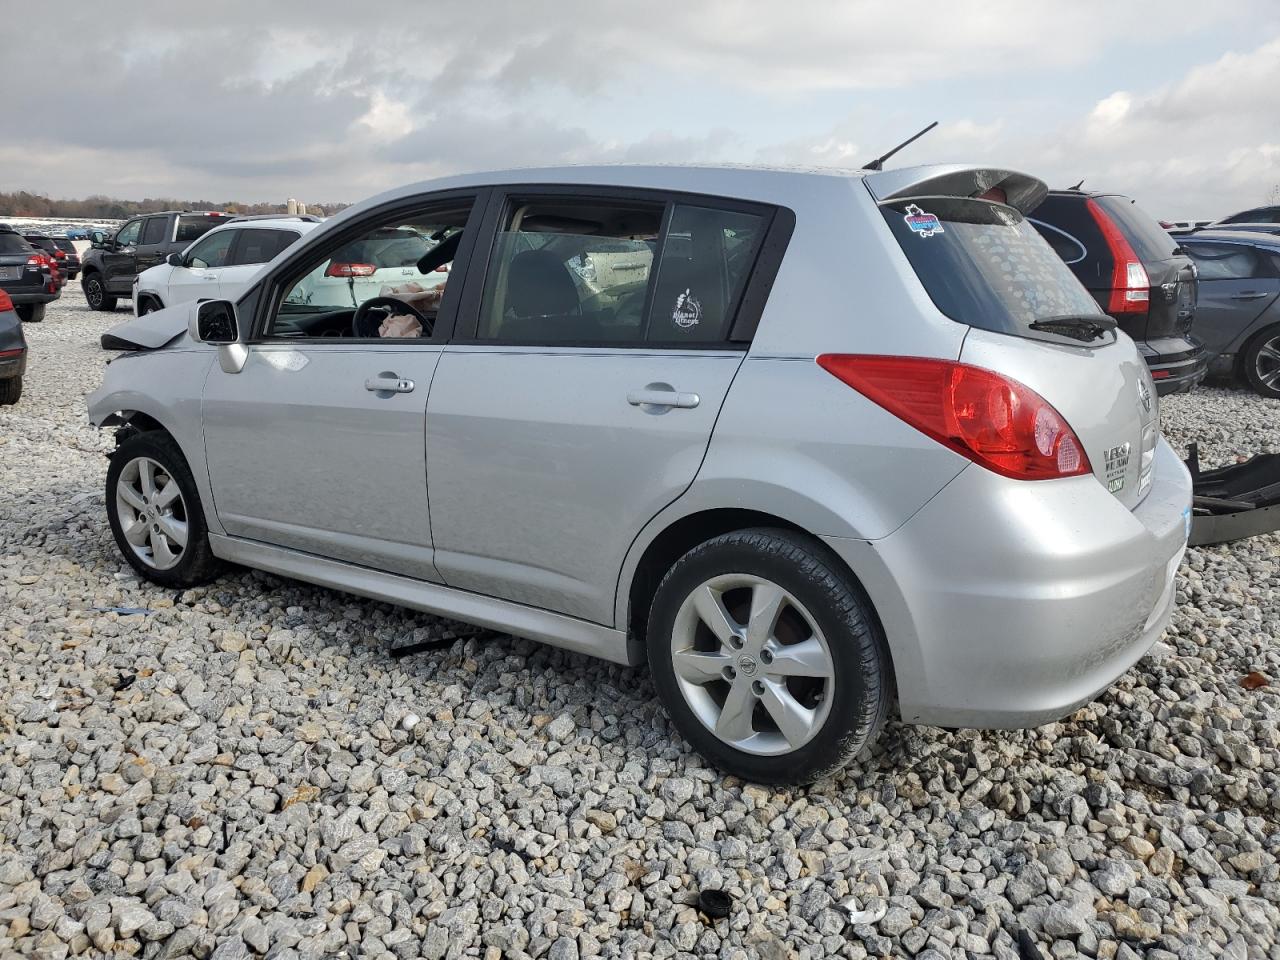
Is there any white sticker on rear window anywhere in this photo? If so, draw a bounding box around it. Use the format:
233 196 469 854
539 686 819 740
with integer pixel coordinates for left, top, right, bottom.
904 204 944 238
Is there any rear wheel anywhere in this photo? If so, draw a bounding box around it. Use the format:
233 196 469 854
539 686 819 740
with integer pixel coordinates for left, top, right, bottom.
105 431 223 587
0 377 21 405
1242 326 1280 399
15 303 44 323
83 274 117 312
647 528 890 784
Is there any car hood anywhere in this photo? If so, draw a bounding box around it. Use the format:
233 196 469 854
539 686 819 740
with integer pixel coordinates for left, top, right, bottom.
101 301 196 351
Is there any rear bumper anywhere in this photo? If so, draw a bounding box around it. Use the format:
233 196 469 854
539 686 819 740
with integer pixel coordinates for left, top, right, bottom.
824 438 1191 729
1138 336 1207 395
4 289 59 305
0 350 27 379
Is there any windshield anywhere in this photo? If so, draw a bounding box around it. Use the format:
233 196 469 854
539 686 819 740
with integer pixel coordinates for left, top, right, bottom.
880 197 1104 338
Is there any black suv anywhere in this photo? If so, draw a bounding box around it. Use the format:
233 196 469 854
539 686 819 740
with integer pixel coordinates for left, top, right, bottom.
25 235 81 281
80 210 232 310
1029 189 1205 394
0 228 59 323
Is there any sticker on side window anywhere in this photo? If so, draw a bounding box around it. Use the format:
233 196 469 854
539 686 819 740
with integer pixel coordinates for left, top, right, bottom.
672 288 702 329
903 204 944 238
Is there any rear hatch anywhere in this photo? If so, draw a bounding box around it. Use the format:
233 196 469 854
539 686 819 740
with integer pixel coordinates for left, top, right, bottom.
0 233 46 293
873 189 1159 510
1090 195 1197 342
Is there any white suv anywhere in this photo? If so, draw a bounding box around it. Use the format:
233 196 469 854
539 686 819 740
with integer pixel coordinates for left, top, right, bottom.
132 216 321 315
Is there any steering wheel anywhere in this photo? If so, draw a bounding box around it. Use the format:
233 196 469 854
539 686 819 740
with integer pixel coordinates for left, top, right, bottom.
351 296 432 338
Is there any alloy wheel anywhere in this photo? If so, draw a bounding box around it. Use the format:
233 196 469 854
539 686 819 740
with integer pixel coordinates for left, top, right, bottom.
669 574 835 756
1254 335 1280 390
115 456 188 570
86 278 103 309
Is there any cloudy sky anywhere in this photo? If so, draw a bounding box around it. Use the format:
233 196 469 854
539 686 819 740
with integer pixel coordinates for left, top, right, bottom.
3 1 1279 218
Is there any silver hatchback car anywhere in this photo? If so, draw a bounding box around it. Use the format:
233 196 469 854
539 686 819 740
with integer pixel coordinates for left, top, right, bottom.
89 164 1192 783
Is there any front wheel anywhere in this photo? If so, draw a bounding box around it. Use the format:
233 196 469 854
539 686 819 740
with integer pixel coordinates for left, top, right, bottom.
83 274 117 312
647 528 890 784
1241 326 1280 399
105 431 224 587
0 377 21 405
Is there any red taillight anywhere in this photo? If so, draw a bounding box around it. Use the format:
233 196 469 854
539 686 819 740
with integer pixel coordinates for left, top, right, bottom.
325 262 376 278
1150 369 1170 380
0 289 12 312
816 355 1091 481
53 249 66 259
977 187 1008 204
1086 198 1149 314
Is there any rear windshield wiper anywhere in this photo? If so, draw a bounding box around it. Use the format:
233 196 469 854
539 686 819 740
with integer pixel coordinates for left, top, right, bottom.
1027 314 1117 342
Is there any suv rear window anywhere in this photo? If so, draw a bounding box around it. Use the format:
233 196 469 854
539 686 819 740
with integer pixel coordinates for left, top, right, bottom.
52 239 76 253
1090 196 1178 261
880 197 1103 337
0 233 31 255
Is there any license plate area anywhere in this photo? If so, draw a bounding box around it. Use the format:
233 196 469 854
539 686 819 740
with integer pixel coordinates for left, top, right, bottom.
0 267 17 281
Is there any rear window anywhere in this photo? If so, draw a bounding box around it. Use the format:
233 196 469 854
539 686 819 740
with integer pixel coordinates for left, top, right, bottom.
176 215 225 243
52 238 76 253
1091 196 1178 261
0 233 31 254
880 197 1103 336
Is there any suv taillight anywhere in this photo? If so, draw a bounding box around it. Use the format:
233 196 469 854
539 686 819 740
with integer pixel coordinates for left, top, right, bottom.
0 289 13 312
325 262 376 278
1087 198 1149 314
816 355 1091 481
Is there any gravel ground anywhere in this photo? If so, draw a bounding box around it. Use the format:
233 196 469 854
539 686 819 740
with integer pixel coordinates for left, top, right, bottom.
2 289 1278 960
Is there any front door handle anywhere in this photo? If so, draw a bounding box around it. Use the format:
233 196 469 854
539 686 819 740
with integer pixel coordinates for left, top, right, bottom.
627 387 700 409
1231 291 1269 301
365 375 415 394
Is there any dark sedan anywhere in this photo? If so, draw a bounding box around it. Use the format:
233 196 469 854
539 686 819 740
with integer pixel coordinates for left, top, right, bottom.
1180 230 1280 397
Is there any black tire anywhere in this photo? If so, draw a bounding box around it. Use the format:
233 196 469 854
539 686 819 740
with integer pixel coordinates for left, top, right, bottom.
0 377 21 405
15 303 44 323
1241 325 1280 399
137 296 162 316
105 431 224 587
647 527 890 784
83 273 117 312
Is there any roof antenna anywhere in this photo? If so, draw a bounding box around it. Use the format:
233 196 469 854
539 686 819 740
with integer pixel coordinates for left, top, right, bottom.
862 121 939 171
1070 178 1085 190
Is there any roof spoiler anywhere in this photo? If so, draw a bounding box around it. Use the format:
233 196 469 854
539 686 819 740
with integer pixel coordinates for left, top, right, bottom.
863 164 1048 214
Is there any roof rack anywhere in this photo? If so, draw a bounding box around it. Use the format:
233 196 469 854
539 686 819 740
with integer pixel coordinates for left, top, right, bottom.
222 214 323 225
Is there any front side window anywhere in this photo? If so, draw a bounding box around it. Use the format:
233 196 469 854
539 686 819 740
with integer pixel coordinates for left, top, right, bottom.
141 217 168 246
267 202 472 340
187 229 236 269
114 220 142 247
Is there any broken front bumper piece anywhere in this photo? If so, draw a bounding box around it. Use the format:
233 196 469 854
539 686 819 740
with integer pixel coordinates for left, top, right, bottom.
1186 442 1280 546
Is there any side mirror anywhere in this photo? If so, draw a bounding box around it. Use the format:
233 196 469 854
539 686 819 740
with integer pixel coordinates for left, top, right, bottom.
167 253 184 267
191 300 238 344
89 230 106 247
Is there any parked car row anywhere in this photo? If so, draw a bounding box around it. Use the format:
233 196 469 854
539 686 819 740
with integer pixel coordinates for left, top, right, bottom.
89 162 1193 782
0 226 61 324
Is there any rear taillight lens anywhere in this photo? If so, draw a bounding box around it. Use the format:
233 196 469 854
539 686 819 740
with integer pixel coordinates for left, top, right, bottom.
53 249 66 259
1087 198 1149 314
0 289 13 312
816 354 1091 481
325 262 376 278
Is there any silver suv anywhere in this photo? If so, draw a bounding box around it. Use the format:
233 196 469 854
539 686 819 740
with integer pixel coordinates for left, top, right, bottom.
89 164 1192 783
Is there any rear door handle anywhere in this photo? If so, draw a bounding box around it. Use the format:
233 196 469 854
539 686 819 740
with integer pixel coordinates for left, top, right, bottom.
627 388 700 409
365 375 415 394
1231 292 1269 300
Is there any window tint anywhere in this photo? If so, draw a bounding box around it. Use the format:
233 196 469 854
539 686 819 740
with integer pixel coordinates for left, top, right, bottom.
646 204 765 343
0 233 30 254
187 229 236 269
230 228 299 266
176 215 224 243
881 198 1103 338
114 220 142 247
270 203 472 340
1091 196 1178 261
479 200 662 343
1183 243 1263 281
141 217 169 245
52 238 76 253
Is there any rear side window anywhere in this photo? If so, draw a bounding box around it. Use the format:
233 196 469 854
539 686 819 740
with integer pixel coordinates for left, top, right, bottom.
1091 196 1177 261
881 197 1102 336
231 229 299 266
141 217 169 245
176 215 223 243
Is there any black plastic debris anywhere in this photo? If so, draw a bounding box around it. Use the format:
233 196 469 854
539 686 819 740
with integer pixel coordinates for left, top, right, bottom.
697 889 731 919
1017 929 1046 960
113 673 136 691
1185 442 1280 546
